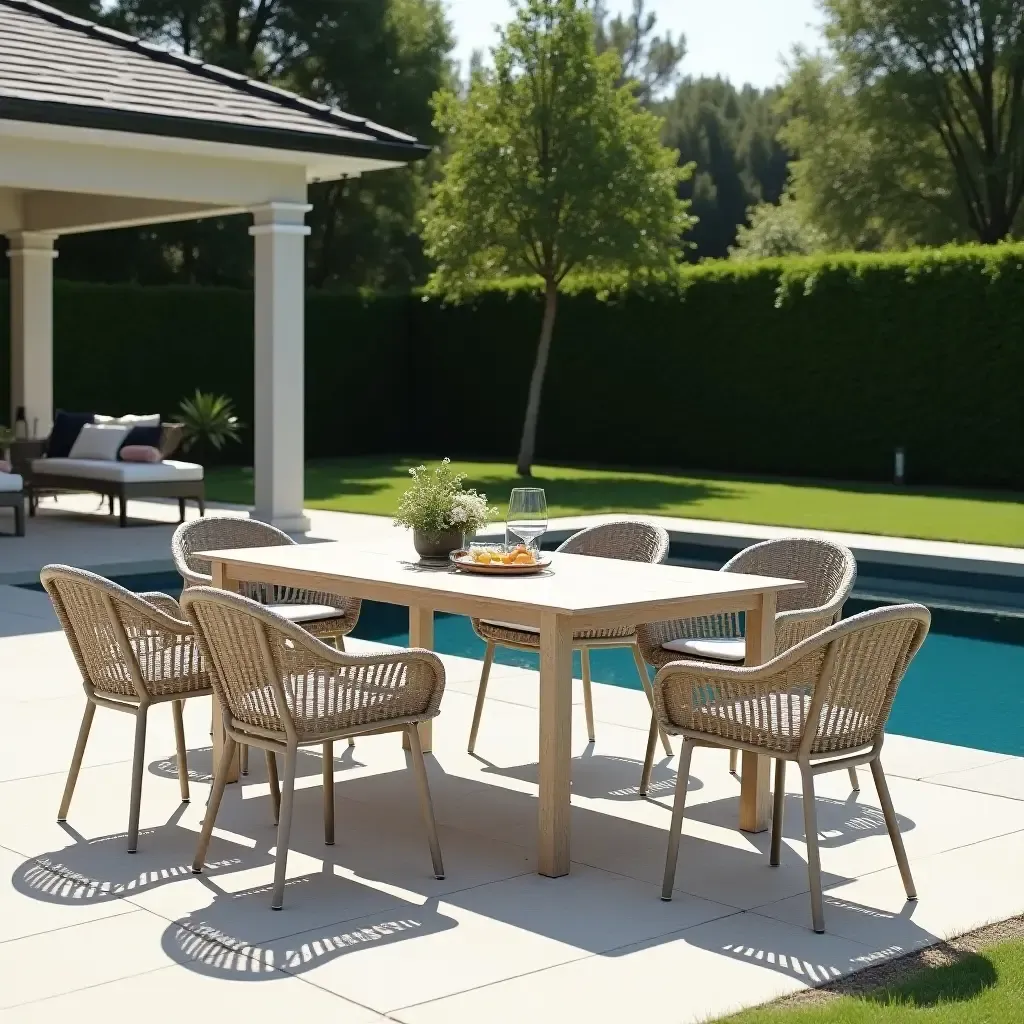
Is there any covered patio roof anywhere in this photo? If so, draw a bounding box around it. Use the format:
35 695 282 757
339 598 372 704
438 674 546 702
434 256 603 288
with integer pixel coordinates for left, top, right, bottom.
0 0 429 530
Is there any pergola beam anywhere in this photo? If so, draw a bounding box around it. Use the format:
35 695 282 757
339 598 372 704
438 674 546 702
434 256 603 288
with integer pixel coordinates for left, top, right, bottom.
20 193 242 236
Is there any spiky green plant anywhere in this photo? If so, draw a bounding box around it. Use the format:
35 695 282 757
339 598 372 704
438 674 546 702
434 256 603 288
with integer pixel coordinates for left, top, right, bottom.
177 391 242 464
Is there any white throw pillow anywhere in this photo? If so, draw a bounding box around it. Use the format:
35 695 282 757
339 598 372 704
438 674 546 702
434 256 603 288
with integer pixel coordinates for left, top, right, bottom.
68 422 131 461
94 413 161 427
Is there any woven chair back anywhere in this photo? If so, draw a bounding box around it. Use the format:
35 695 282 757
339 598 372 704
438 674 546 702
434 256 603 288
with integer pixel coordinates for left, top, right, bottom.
181 587 442 741
725 538 856 615
558 520 670 565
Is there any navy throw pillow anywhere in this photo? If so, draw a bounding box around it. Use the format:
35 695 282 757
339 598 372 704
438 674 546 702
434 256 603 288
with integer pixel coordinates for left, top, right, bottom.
46 411 95 458
119 424 163 456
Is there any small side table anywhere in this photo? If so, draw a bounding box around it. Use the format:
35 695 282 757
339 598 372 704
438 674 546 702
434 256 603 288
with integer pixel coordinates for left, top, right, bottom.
10 439 46 516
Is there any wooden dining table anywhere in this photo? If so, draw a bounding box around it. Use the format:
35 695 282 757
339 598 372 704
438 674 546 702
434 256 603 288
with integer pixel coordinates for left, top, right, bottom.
203 540 803 878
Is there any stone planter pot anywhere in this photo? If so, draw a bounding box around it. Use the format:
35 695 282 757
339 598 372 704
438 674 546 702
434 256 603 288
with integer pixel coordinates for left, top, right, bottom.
413 528 465 561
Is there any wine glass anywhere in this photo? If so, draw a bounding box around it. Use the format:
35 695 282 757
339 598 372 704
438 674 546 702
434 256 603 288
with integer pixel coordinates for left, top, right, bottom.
506 487 548 554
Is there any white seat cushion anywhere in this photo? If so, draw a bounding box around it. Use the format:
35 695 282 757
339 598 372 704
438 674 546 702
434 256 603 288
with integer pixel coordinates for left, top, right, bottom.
481 619 539 634
265 603 344 624
662 637 746 662
31 457 203 483
0 473 23 493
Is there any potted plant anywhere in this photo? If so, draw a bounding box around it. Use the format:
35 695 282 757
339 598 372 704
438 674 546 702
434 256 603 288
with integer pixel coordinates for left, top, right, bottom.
177 390 242 465
395 459 497 560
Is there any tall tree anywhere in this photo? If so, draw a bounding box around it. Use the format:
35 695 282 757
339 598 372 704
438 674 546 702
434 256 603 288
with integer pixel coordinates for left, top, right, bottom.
659 77 791 259
780 50 966 250
593 0 686 102
817 0 1024 244
423 0 692 475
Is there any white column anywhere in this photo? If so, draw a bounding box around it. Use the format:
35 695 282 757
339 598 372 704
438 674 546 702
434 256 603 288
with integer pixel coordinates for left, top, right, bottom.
249 202 312 533
7 231 57 438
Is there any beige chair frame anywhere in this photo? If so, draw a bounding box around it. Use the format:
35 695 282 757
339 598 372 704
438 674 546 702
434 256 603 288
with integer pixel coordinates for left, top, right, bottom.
41 565 212 853
650 603 930 933
181 587 446 910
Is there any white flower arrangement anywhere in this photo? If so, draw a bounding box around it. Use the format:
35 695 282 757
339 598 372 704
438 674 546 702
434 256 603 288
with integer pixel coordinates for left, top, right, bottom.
394 459 497 536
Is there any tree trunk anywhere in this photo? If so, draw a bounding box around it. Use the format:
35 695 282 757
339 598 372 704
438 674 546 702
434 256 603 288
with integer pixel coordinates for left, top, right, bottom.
516 278 558 477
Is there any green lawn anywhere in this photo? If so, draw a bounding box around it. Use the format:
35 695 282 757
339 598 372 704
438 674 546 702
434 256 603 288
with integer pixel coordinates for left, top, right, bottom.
723 935 1024 1023
204 457 1024 548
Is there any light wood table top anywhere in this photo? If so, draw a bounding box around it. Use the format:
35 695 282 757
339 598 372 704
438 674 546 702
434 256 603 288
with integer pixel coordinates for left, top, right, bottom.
205 540 803 877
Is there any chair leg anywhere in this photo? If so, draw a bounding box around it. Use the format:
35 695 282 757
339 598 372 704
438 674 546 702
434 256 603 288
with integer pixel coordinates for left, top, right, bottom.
799 762 826 933
770 758 786 866
661 739 695 900
271 746 298 910
871 758 917 900
467 640 495 754
406 724 445 879
192 735 236 873
178 497 186 522
57 701 96 821
127 707 149 853
172 699 190 803
639 715 658 797
323 741 335 846
729 749 739 774
848 766 860 792
240 743 249 775
631 644 671 756
265 750 281 825
581 647 596 744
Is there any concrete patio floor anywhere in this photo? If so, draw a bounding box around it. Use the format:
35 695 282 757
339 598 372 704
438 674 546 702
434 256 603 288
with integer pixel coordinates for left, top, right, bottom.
2 499 1024 1022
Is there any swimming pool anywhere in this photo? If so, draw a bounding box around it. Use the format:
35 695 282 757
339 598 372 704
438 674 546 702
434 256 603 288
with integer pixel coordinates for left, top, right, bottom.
27 568 1024 758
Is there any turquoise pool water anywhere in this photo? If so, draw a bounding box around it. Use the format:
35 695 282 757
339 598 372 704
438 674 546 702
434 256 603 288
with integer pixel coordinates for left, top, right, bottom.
29 572 1024 758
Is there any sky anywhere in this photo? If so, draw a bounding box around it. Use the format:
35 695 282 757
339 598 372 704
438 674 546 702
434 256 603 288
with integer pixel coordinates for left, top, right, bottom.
446 0 825 90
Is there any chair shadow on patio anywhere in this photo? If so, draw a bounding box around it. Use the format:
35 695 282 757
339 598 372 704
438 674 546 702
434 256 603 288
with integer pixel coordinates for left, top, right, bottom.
147 740 365 787
684 787 917 851
12 745 936 990
477 746 704 802
11 809 264 906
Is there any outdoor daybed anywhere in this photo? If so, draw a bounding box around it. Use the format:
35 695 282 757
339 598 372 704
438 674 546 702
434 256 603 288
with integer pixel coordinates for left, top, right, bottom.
27 413 205 527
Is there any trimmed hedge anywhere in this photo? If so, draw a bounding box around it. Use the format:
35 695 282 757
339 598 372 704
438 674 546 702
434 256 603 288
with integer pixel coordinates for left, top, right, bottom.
1 244 1022 488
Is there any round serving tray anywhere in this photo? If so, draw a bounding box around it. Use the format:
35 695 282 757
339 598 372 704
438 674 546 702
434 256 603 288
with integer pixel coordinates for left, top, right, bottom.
450 551 551 576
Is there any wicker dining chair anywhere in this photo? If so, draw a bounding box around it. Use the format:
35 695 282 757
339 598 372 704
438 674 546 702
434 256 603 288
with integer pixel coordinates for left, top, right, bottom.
637 537 857 784
651 603 930 933
40 565 213 853
181 586 446 910
172 516 361 644
173 516 363 770
468 520 674 757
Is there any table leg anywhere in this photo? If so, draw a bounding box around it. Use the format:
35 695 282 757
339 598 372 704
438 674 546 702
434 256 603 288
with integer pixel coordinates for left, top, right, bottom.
538 611 573 877
404 606 434 754
211 560 240 784
739 591 776 833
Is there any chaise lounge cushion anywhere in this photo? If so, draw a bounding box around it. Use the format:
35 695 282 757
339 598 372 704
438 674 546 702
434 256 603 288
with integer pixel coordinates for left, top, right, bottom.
0 473 23 493
31 458 203 483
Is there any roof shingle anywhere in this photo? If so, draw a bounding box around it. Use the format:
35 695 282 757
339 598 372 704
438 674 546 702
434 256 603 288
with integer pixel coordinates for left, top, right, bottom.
0 0 428 163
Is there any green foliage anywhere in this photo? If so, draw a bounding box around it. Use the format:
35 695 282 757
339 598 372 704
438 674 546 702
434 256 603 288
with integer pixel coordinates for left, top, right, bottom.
731 194 829 260
787 2 1024 247
593 0 686 102
177 390 242 458
423 0 692 292
659 76 791 260
393 458 498 534
1 244 1022 491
